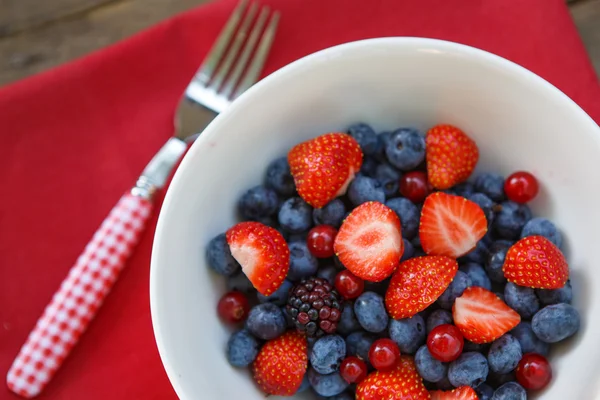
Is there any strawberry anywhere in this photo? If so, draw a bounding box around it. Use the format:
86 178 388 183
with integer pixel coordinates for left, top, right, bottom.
419 192 488 258
426 124 479 189
356 356 429 400
334 201 403 282
503 235 569 289
385 255 458 319
288 133 363 208
453 286 521 344
252 331 307 396
430 386 478 400
226 221 289 296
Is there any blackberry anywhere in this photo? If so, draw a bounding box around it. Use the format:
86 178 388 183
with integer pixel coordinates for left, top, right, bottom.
287 277 344 337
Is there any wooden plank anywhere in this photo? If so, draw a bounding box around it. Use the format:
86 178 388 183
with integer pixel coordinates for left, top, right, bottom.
570 0 600 76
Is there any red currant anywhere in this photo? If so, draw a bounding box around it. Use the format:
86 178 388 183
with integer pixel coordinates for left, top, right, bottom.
399 171 431 203
504 171 539 204
340 356 368 384
217 291 249 324
427 324 464 362
369 338 401 371
307 225 338 258
334 270 364 299
516 353 552 390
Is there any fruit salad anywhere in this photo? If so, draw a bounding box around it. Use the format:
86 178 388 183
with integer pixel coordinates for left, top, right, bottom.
206 123 580 399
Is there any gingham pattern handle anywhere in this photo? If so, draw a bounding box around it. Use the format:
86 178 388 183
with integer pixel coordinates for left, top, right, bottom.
7 193 153 398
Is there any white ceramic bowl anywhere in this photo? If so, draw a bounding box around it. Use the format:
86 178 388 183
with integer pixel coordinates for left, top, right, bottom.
150 38 600 399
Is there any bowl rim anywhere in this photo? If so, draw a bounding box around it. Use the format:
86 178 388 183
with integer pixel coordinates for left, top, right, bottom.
149 36 600 399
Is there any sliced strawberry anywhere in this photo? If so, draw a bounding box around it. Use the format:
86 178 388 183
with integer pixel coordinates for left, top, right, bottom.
226 221 289 296
503 235 569 289
252 331 307 396
334 201 403 282
288 132 363 208
420 192 488 258
426 124 479 189
357 356 429 400
453 286 521 344
385 255 458 319
430 386 479 400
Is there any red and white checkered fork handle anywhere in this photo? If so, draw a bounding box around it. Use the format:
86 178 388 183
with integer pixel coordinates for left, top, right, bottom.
7 193 153 398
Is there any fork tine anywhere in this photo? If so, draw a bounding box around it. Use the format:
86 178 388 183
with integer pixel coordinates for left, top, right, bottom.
210 2 259 91
194 0 248 86
221 6 270 98
233 11 280 99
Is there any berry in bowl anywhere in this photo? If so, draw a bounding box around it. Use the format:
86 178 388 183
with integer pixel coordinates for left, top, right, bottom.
150 38 600 399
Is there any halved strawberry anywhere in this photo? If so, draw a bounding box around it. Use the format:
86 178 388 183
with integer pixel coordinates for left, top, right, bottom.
357 356 429 400
420 192 488 258
503 235 569 289
426 124 479 189
334 201 403 282
453 286 521 344
385 255 458 319
288 132 363 208
226 221 289 296
430 386 478 400
252 331 307 396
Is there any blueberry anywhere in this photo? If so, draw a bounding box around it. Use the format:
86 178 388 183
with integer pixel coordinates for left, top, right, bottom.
287 241 319 281
278 197 313 233
460 237 490 266
469 193 495 226
374 163 401 197
476 383 494 400
265 157 295 197
317 265 339 285
386 197 419 240
536 280 573 305
491 382 526 400
389 314 426 354
354 292 389 333
337 303 361 336
415 345 448 382
474 173 505 202
437 271 472 310
348 123 379 156
226 271 254 293
448 352 489 388
313 199 346 228
487 334 522 374
401 238 415 262
435 376 455 390
206 233 240 276
307 368 349 397
297 376 310 393
510 322 549 356
348 176 386 206
245 303 286 340
504 282 540 318
454 182 476 198
521 217 563 248
486 241 511 284
238 185 279 220
226 329 259 367
346 331 376 363
493 201 532 240
384 128 426 170
532 303 580 343
311 335 346 374
360 156 378 177
460 263 492 290
257 280 293 306
281 306 295 328
427 309 454 333
488 370 516 388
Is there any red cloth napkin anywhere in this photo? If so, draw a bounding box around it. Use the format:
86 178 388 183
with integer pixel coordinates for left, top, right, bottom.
1 0 599 398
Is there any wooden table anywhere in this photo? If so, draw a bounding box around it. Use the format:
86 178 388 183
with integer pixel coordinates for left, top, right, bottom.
0 0 599 87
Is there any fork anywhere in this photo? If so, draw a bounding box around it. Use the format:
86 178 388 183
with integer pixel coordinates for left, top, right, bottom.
6 1 279 397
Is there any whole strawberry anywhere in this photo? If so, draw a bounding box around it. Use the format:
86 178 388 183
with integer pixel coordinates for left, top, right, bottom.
356 356 429 400
252 331 308 396
288 133 363 208
503 235 569 289
385 255 458 319
226 221 289 296
426 124 479 189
